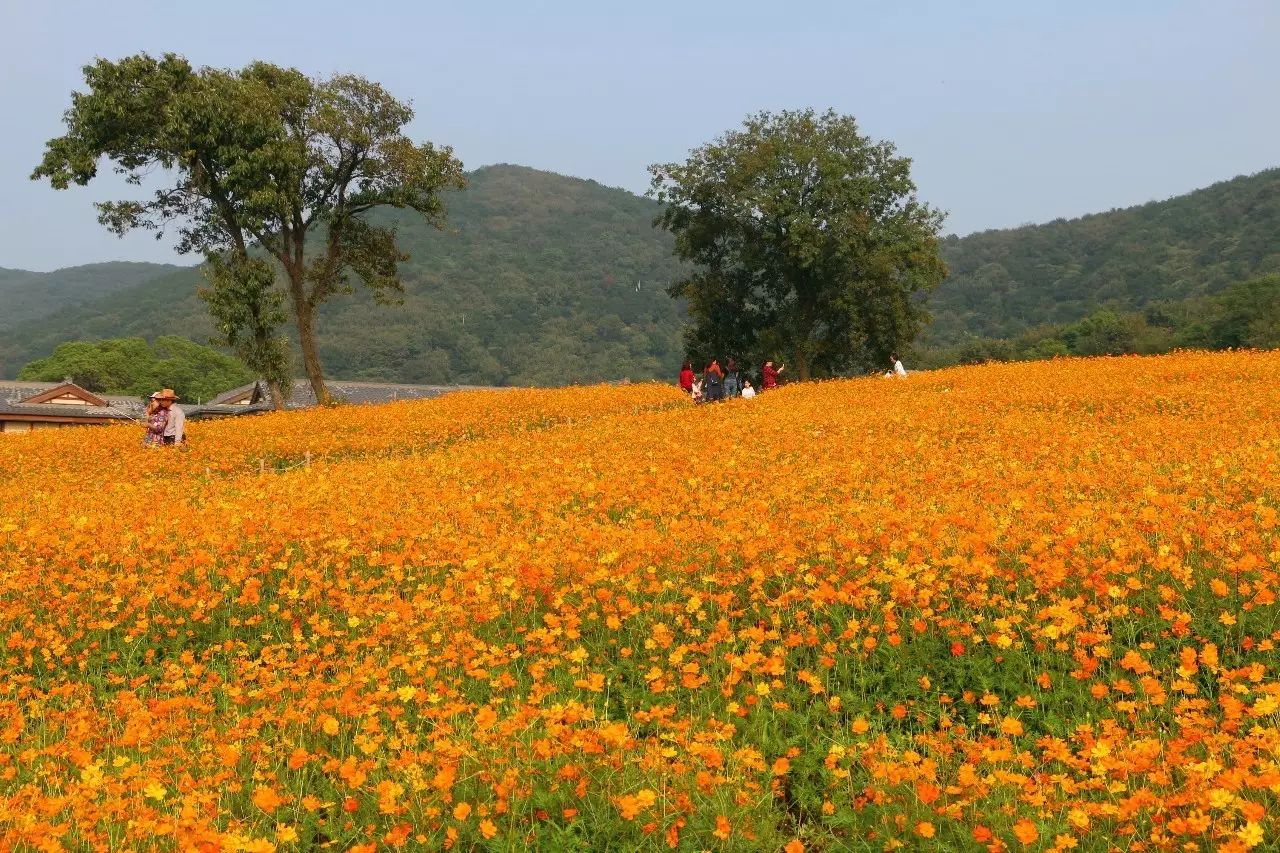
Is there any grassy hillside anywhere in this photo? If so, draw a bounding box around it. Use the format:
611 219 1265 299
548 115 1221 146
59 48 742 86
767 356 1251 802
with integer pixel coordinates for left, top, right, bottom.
930 167 1280 343
3 165 1277 380
0 166 689 384
2 353 1278 849
0 261 184 331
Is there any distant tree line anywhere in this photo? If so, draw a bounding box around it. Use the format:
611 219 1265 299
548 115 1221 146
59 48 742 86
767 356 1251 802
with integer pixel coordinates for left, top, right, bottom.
917 274 1280 368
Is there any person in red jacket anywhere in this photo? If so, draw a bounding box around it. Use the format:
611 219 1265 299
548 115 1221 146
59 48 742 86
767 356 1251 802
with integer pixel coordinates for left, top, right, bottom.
704 359 725 402
761 360 784 390
679 361 695 395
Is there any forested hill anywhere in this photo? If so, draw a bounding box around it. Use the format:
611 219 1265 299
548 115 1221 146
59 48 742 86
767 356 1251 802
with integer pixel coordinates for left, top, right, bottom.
929 168 1280 343
0 166 690 384
0 262 185 330
2 165 1277 381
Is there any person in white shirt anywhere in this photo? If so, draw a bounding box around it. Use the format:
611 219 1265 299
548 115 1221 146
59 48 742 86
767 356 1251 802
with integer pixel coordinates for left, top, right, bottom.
740 380 756 399
890 353 907 377
153 389 186 445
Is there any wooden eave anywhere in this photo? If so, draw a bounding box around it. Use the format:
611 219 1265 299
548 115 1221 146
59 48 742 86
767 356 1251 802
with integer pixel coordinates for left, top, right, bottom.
19 383 110 407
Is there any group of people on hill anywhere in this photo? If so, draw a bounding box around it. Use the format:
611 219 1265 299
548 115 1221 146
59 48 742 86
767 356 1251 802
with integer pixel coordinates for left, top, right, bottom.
133 352 907 447
679 352 908 401
678 358 785 403
142 389 186 447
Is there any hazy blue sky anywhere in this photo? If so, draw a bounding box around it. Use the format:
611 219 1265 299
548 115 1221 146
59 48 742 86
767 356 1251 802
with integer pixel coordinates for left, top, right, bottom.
2 0 1277 271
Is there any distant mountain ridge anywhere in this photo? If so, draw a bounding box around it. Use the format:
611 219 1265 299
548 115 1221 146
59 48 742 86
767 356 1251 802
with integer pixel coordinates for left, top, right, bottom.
2 164 1277 380
0 261 185 331
930 167 1280 343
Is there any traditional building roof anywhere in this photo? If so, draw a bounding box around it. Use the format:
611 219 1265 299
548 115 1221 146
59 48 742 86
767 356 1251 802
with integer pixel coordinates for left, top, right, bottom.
1 378 496 427
0 380 145 424
18 382 110 406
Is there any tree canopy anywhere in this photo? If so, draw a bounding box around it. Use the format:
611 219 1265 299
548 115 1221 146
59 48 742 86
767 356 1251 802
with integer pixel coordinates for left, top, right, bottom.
199 255 293 407
31 53 465 402
18 336 252 401
650 109 947 379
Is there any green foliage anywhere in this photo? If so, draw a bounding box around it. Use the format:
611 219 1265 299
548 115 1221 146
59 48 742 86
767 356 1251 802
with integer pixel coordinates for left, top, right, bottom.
1060 309 1135 356
199 254 292 402
1202 273 1280 350
17 336 252 401
930 168 1280 343
918 274 1280 368
650 109 947 379
31 52 466 400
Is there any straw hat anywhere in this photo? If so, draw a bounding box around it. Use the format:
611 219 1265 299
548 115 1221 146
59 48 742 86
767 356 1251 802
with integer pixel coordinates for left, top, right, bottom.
151 388 180 401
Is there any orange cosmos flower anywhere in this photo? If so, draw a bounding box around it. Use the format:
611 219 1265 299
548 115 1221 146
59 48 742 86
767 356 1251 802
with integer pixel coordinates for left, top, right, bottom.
251 786 284 813
1013 819 1039 845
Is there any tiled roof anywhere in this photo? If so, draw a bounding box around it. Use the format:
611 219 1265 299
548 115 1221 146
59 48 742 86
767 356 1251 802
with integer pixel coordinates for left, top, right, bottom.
0 381 60 396
0 400 143 420
0 380 143 420
0 380 138 404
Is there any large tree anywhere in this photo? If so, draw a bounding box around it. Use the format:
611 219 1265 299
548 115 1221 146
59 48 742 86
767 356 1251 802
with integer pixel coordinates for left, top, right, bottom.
649 109 947 379
32 53 465 403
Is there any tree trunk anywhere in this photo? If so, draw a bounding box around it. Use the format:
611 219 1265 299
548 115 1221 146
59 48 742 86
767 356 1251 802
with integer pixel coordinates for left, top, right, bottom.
793 295 815 382
793 349 811 382
267 379 286 412
275 227 331 407
281 256 330 406
295 302 330 405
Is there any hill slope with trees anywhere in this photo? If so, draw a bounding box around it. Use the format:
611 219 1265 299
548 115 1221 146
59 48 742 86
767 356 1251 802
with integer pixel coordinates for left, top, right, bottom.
1 165 1277 381
929 167 1280 343
1 165 690 384
0 262 184 331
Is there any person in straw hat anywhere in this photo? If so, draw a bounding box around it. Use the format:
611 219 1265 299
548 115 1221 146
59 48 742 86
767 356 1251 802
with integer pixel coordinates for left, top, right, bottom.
142 394 168 447
152 389 185 446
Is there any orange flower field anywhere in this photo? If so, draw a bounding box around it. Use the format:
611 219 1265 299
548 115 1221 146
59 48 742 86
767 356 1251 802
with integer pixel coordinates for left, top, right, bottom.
1 351 1278 851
